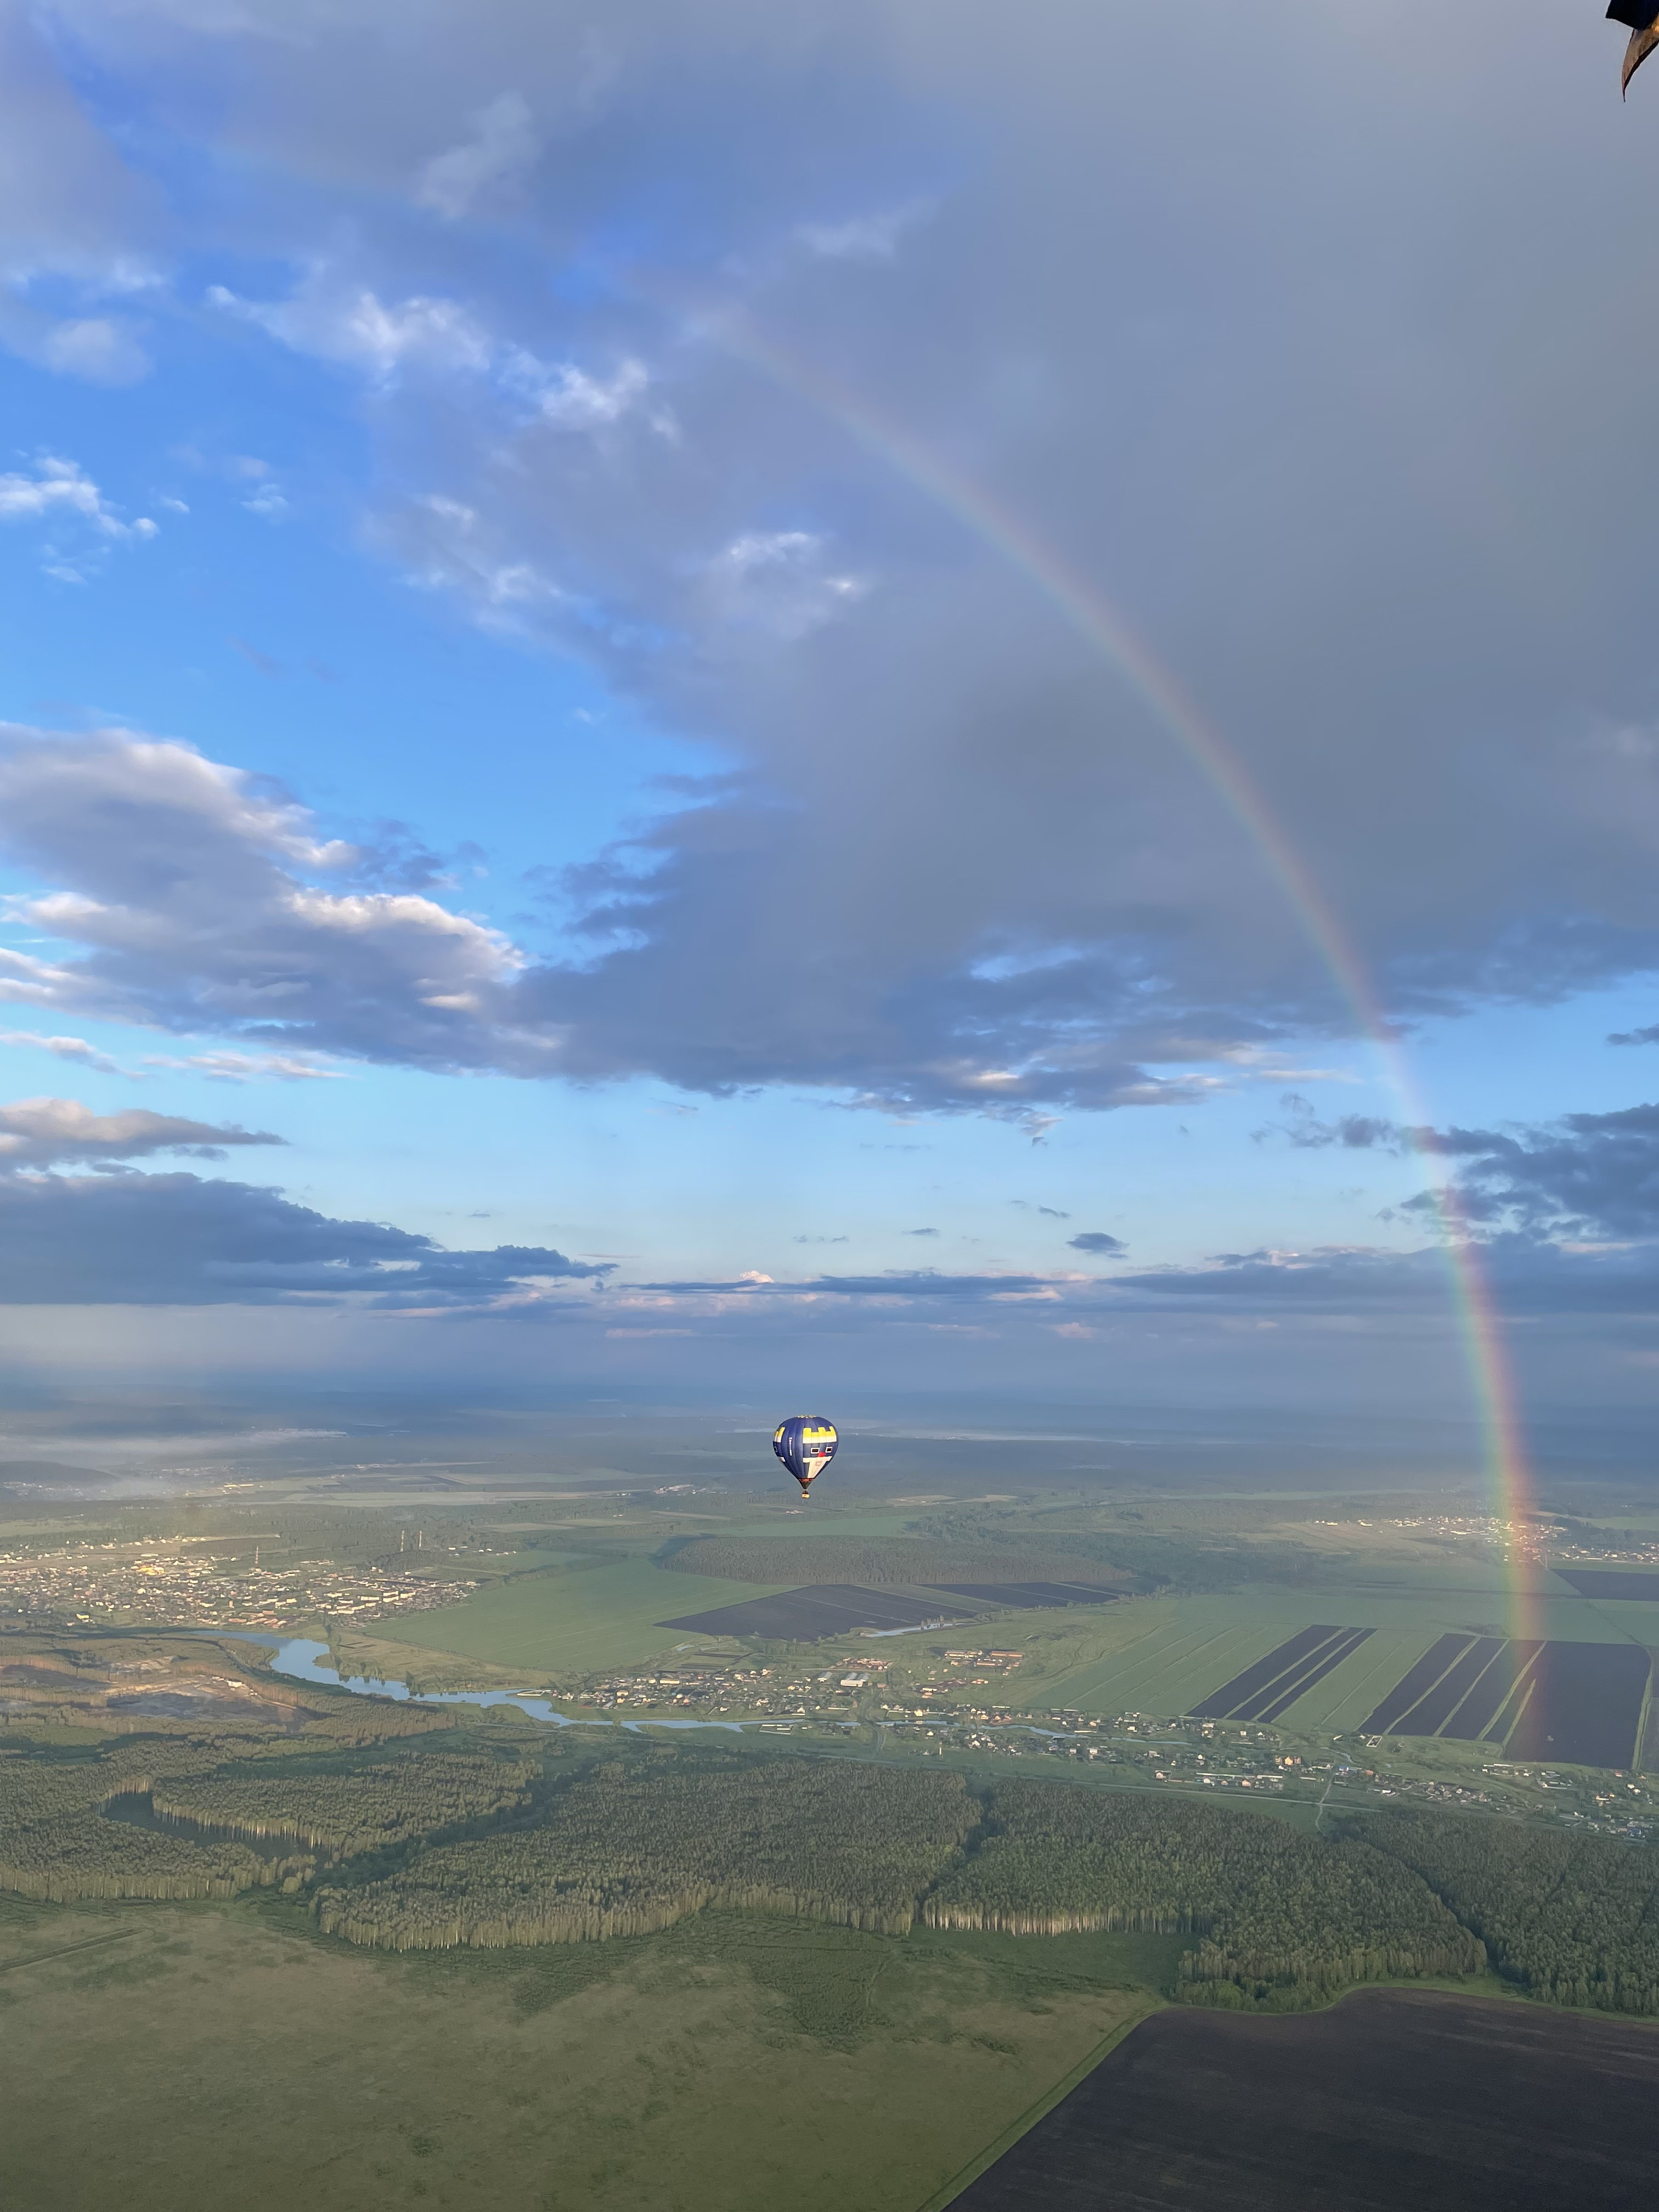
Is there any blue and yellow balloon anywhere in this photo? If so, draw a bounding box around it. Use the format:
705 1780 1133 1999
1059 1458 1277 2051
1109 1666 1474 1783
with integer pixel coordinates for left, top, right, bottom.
772 1416 837 1498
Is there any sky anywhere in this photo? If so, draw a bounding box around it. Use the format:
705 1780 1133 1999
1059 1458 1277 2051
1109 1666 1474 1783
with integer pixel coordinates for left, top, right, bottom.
5 0 1659 1465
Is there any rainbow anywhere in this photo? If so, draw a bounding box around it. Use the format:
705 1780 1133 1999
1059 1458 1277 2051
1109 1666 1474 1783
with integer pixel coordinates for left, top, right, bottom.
699 304 1539 1640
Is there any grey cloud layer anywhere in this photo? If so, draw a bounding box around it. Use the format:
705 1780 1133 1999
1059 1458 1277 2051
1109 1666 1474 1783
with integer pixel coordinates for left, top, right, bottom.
1418 1105 1659 1239
0 1169 611 1306
14 1142 1659 1331
8 8 1659 1109
1264 1095 1659 1242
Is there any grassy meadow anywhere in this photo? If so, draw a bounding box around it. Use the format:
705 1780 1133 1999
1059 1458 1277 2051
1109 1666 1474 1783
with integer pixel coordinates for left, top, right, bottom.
380 1558 790 1677
0 1888 1155 2212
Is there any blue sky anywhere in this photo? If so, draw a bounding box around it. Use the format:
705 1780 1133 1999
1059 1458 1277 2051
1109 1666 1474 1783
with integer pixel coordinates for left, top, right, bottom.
7 2 1659 1456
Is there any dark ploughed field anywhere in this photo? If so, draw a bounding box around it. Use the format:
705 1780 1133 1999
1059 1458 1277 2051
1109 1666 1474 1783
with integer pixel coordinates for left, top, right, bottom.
1551 1566 1659 1601
1355 1634 1650 1767
950 1991 1659 2211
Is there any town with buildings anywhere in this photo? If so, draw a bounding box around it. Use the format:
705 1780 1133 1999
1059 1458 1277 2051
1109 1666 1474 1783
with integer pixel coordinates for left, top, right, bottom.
0 1538 472 1631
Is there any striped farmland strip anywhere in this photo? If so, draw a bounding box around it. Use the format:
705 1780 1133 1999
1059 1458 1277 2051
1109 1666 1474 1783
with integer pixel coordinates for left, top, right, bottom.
1187 1628 1347 1722
1359 1634 1476 1737
1248 1627 1375 1724
1439 1639 1542 1741
1393 1637 1508 1739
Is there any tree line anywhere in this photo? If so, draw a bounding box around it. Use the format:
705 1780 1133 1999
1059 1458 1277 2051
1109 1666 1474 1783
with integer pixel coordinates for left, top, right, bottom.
1344 1807 1659 2015
315 1759 978 1950
923 1784 1483 2007
0 1758 279 1901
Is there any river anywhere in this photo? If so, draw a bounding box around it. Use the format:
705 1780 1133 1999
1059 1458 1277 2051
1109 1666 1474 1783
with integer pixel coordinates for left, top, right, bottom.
222 1635 749 1731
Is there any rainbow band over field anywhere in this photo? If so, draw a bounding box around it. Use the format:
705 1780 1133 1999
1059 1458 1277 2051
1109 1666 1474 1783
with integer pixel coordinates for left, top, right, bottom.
711 304 1536 1642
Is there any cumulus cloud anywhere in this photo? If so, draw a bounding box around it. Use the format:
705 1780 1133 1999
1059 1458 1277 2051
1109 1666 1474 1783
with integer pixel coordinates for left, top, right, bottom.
417 90 539 219
699 530 867 641
210 277 494 383
0 456 148 534
0 1096 281 1168
0 456 157 577
504 354 653 431
1068 1232 1124 1255
0 726 537 1073
0 1167 612 1307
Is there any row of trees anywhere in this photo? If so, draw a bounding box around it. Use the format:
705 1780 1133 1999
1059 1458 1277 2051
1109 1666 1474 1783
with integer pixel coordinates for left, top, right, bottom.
316 1759 978 1950
923 1786 1484 2007
1345 1808 1659 2015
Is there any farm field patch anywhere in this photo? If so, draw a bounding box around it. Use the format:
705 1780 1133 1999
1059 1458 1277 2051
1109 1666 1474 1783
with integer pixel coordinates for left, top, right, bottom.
1002 1574 1657 1729
928 1582 1116 1611
1553 1568 1659 1602
1279 1626 1439 1733
661 1581 1121 1639
1507 1642 1652 1769
950 1990 1659 2212
1023 1601 1298 1718
1188 1627 1374 1724
377 1559 789 1675
1359 1637 1652 1769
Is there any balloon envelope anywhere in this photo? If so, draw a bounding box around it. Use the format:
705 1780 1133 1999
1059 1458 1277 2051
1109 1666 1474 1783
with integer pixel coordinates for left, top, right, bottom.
772 1415 837 1493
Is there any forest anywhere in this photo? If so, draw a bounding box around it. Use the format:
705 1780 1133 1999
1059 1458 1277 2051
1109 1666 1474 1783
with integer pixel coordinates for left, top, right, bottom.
315 1758 978 1948
150 1753 533 1852
923 1784 1483 2007
0 1757 275 1900
5 1700 1658 2017
1345 1807 1659 2015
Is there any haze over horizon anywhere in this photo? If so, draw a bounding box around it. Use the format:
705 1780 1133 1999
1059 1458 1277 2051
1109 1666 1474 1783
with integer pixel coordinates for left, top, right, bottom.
5 2 1659 1472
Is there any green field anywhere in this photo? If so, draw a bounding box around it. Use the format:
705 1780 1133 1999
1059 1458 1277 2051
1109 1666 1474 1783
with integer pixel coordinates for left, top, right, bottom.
1007 1581 1659 1728
381 1558 789 1675
716 1511 938 1541
0 1892 1153 2212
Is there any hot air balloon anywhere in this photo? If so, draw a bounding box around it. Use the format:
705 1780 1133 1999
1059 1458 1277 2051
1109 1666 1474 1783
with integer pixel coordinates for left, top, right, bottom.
1610 2 1659 95
772 1415 837 1497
